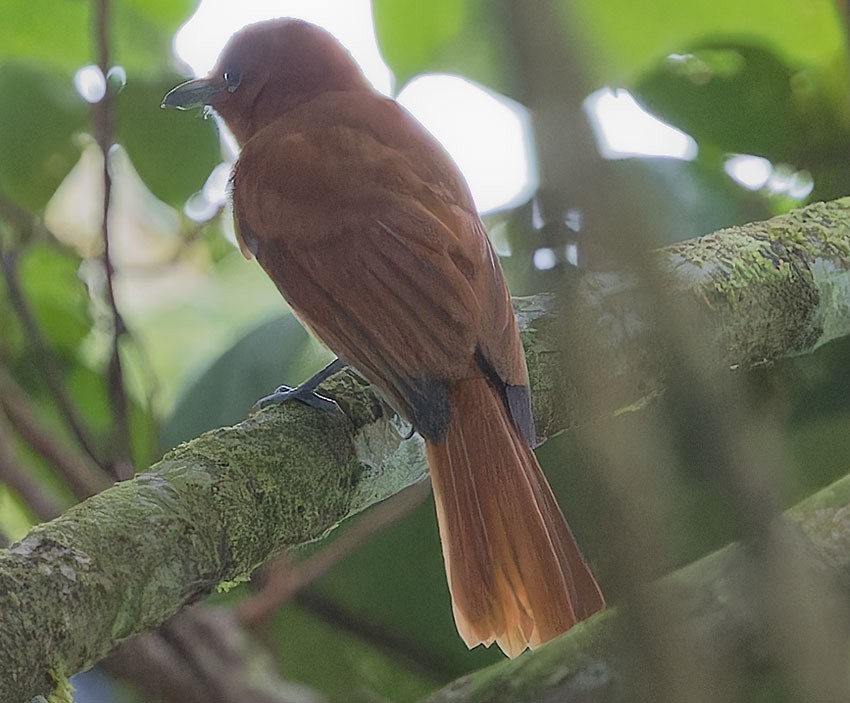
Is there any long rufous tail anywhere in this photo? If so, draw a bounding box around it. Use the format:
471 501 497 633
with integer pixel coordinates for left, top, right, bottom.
426 377 605 657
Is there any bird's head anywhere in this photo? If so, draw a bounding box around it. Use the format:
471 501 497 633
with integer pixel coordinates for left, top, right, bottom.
162 18 370 145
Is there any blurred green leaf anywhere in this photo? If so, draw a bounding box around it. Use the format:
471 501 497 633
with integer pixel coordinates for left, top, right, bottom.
16 244 91 357
117 76 221 205
163 314 322 449
373 0 846 99
0 64 86 211
308 499 502 679
637 45 800 159
0 1 91 74
65 363 112 434
372 0 520 95
0 0 198 78
634 42 850 190
574 0 845 83
272 598 439 702
0 487 37 540
789 412 850 500
0 289 24 361
786 336 850 499
372 1 501 91
113 0 199 77
373 0 464 75
611 157 771 242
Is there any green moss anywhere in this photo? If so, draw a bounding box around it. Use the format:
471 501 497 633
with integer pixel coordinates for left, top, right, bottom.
46 670 72 703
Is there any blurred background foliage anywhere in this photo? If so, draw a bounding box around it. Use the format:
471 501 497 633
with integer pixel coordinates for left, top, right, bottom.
1 1 849 701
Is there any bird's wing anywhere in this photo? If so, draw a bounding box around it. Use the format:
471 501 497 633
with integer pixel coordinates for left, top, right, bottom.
231 98 528 440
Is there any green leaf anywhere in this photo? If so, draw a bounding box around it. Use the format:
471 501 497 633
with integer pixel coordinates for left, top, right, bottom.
16 244 92 357
373 0 469 87
633 42 850 201
0 1 91 74
273 600 438 702
65 362 112 434
372 0 510 93
117 76 221 205
306 499 503 680
0 0 199 78
113 0 199 78
372 0 846 96
0 63 87 211
574 0 846 84
0 487 37 540
163 315 322 449
636 44 801 161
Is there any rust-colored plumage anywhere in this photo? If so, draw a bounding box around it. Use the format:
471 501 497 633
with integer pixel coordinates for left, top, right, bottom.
164 18 604 656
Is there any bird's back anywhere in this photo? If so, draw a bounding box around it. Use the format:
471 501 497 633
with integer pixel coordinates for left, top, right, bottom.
230 89 529 436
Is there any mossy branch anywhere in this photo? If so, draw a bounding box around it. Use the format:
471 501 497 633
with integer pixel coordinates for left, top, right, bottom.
2 197 849 701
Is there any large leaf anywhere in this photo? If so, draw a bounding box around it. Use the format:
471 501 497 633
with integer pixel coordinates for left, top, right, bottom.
0 1 91 75
163 314 322 449
113 0 200 77
372 1 508 93
0 0 208 209
0 64 87 211
0 0 199 78
273 598 438 702
304 498 503 680
15 244 92 358
573 0 845 83
636 45 801 159
117 76 221 205
373 0 845 94
635 43 850 177
373 0 850 205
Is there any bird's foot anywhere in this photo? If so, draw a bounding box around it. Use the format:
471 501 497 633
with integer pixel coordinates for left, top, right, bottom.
253 384 340 413
252 358 346 414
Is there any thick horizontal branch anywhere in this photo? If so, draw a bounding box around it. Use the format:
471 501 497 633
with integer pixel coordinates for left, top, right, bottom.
530 195 850 436
1 197 849 701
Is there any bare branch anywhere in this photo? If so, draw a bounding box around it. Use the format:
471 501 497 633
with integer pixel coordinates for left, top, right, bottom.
0 406 62 521
91 0 132 479
0 370 111 500
237 481 430 624
0 241 104 468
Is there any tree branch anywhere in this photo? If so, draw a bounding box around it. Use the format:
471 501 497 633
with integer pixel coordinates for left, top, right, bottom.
0 405 63 521
0 370 111 500
422 479 850 703
92 0 133 479
1 197 849 701
0 241 105 470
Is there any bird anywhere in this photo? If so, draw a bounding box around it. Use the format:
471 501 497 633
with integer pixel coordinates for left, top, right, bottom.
162 17 605 657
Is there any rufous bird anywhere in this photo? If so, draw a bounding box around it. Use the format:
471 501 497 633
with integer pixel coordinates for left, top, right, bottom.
163 18 604 657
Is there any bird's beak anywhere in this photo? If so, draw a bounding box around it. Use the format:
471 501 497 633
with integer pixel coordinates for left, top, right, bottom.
161 78 223 110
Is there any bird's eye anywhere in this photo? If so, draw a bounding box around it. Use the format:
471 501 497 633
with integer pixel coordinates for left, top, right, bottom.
223 67 242 93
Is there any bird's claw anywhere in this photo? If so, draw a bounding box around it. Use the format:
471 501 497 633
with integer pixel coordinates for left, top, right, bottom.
251 358 346 414
252 384 341 414
388 412 417 441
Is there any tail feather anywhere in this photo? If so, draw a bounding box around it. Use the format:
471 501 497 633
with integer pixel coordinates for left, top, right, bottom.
426 378 604 657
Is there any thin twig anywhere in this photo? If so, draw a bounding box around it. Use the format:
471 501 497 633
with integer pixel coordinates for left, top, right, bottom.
294 589 453 681
0 406 63 522
0 240 104 470
106 607 325 703
0 370 111 500
237 481 430 624
92 0 132 479
0 192 38 236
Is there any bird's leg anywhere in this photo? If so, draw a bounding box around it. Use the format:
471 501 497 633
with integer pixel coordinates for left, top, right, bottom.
253 358 346 413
